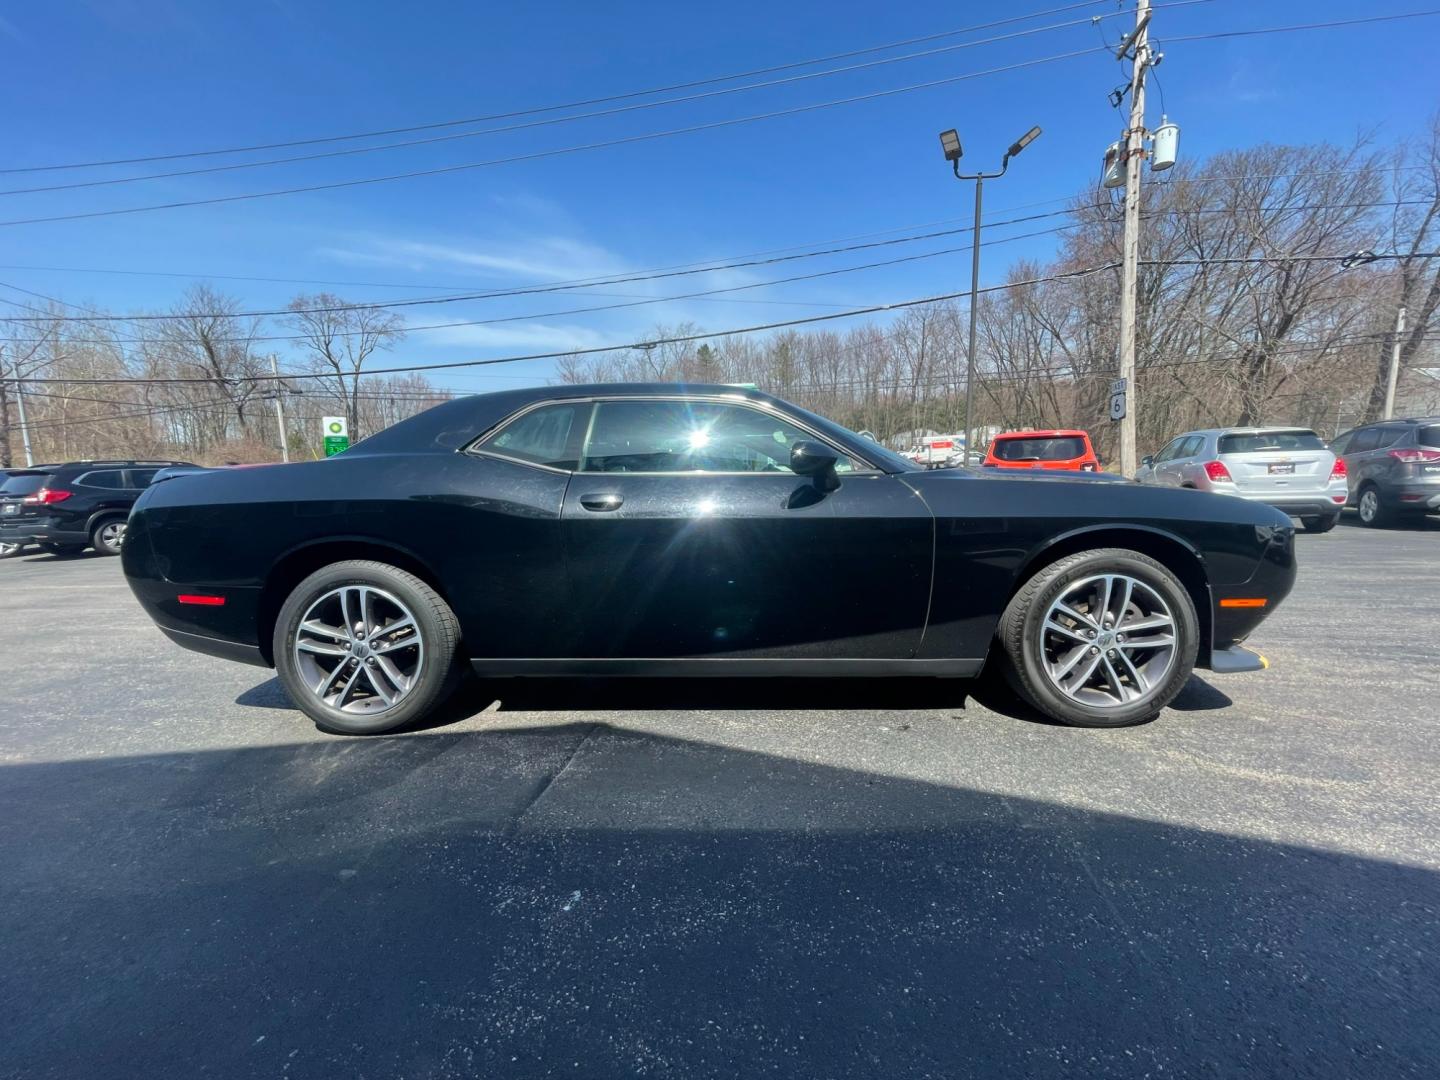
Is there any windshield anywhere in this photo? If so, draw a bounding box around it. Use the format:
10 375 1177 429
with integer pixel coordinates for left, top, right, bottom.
991 436 1087 462
781 402 919 472
0 473 50 496
1218 430 1325 454
1418 425 1440 449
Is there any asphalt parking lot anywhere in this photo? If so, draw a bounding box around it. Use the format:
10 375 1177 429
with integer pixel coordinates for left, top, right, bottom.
2 515 1438 1079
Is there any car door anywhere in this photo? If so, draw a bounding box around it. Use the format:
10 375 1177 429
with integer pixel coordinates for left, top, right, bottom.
1341 427 1383 495
1137 438 1180 484
560 396 934 661
1154 436 1194 486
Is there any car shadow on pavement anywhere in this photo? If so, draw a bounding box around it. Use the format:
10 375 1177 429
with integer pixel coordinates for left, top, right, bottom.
1 723 1435 1078
239 668 1233 733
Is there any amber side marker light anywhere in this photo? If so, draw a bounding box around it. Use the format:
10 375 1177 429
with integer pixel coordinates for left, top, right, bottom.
177 594 226 606
1219 598 1267 609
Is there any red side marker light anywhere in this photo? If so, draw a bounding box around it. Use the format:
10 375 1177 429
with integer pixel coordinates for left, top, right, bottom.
177 594 226 606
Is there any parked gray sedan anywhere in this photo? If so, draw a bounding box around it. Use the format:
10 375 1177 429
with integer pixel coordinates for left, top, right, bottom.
1135 427 1347 532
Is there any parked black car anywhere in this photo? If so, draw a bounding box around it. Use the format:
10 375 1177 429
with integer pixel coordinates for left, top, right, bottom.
0 460 192 557
1330 417 1440 527
123 384 1296 735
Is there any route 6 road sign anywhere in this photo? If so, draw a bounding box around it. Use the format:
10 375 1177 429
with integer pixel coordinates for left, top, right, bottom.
1109 392 1127 421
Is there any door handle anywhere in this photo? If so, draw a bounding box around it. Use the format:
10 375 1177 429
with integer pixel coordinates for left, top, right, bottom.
580 493 624 512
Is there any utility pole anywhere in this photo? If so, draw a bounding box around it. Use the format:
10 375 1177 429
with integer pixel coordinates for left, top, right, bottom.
270 354 290 463
1116 0 1152 477
1 349 36 467
1383 306 1407 420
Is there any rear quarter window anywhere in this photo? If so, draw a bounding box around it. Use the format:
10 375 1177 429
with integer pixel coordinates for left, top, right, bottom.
1218 431 1325 454
74 470 127 489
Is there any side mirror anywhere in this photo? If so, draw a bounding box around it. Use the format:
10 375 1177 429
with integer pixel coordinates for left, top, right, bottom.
1140 455 1155 468
790 440 841 491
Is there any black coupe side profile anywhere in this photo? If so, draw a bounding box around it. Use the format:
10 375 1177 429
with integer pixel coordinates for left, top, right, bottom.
123 384 1296 734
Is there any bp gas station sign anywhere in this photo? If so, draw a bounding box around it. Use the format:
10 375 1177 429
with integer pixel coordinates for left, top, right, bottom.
322 416 350 457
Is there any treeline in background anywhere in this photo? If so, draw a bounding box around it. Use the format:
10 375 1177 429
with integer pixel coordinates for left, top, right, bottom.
3 126 1437 468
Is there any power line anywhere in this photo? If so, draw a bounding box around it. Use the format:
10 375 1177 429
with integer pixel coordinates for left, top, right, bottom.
0 10 1145 198
5 195 1427 329
15 251 1435 388
0 45 1113 229
3 11 1429 230
9 263 1126 385
1 1 1121 175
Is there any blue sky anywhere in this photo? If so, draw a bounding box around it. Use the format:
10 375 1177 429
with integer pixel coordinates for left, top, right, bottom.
2 0 1437 393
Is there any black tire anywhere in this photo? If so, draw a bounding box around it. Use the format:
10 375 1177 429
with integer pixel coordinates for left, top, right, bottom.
1301 514 1339 533
39 543 86 557
997 548 1199 728
273 560 462 735
90 516 127 556
1356 484 1391 528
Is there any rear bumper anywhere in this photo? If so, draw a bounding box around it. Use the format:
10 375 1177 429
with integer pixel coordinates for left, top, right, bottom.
1235 492 1345 518
156 625 269 668
0 519 88 545
1382 481 1440 510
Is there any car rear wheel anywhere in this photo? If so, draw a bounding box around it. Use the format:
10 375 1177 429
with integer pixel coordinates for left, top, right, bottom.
1301 514 1339 533
998 548 1199 728
90 518 127 555
1357 485 1390 528
273 560 462 735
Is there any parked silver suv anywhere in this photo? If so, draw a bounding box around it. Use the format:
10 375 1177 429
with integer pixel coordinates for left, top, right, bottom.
1136 427 1347 533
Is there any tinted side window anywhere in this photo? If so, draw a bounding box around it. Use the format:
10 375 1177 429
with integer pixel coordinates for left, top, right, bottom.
478 402 587 470
1346 428 1381 454
1418 425 1440 449
1178 436 1206 458
127 470 159 488
74 470 126 489
1374 427 1406 450
1153 438 1184 463
1328 432 1352 455
580 400 854 474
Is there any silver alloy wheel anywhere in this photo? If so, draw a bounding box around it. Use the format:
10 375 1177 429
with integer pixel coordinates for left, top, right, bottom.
292 585 424 715
1039 573 1177 710
0 541 20 557
1359 489 1379 523
99 521 126 551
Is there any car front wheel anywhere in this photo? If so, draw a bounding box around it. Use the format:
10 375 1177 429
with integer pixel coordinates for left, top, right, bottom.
273 560 462 735
998 548 1199 728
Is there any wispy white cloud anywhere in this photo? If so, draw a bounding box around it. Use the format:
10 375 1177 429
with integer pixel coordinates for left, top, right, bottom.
317 233 626 283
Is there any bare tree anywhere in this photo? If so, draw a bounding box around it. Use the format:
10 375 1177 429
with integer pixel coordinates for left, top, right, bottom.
284 294 406 440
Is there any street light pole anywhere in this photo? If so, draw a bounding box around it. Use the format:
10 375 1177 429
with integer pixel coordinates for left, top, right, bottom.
270 353 290 463
1 349 36 467
940 125 1041 458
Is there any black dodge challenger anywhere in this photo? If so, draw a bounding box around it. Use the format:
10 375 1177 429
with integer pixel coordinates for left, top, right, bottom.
123 384 1296 734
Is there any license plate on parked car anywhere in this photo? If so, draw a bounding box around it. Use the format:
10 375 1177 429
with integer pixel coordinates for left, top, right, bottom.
1424 464 1440 475
1268 463 1296 474
2 504 16 514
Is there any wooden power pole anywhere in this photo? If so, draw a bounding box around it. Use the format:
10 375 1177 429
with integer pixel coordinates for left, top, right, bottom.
1116 0 1152 477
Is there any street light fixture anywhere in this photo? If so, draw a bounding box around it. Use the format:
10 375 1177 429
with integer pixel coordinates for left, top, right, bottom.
939 124 1043 457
